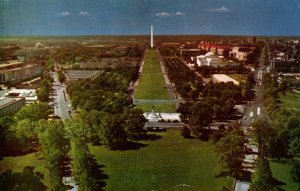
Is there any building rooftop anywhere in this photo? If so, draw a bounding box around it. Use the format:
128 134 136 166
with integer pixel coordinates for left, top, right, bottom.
0 61 24 69
0 97 23 108
6 88 37 97
66 70 104 80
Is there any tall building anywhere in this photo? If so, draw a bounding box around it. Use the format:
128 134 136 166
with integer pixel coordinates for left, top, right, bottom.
150 25 154 48
0 61 44 83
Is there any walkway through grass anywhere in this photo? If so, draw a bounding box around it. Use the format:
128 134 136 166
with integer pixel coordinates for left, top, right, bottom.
90 129 233 191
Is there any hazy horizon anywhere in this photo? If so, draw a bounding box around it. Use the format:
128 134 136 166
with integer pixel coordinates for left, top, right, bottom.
1 0 300 36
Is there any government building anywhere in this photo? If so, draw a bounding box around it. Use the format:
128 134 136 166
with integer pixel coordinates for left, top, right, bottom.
0 60 44 83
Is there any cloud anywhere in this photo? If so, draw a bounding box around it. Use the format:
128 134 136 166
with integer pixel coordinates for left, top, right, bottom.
209 6 230 13
175 11 185 16
57 11 71 16
155 12 171 17
79 11 89 16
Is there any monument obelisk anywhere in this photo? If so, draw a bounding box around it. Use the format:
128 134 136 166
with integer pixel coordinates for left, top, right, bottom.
150 25 154 48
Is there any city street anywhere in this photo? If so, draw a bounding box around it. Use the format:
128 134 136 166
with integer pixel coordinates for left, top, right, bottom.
51 71 72 120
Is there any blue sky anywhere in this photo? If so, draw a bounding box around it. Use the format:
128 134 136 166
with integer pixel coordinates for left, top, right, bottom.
1 0 300 36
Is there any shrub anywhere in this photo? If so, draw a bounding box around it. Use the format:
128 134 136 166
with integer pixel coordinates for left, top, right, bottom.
291 164 300 182
181 126 191 138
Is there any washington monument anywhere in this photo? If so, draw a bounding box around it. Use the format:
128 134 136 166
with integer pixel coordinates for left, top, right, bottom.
150 25 154 48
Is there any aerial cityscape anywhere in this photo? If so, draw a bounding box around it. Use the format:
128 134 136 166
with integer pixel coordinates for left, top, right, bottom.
1 0 300 191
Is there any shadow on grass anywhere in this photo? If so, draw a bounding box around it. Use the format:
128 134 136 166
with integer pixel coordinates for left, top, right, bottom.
271 177 287 188
137 133 162 141
91 158 108 191
0 166 47 191
112 141 148 151
2 147 38 157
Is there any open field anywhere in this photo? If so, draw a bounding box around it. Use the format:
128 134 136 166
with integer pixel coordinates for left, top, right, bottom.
226 74 248 83
0 151 52 190
134 102 176 113
270 158 300 191
134 49 171 100
279 91 300 110
90 129 233 191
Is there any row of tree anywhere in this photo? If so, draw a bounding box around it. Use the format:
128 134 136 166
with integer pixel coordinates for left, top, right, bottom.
178 82 241 135
195 65 251 77
163 57 203 99
248 72 300 190
37 73 53 102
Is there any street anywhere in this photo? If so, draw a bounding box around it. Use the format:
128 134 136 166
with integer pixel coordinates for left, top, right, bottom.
51 71 72 120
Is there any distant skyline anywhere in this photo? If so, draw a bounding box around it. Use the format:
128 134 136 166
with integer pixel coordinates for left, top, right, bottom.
1 0 300 36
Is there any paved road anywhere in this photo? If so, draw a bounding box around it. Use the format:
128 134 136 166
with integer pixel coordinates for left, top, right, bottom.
51 72 72 120
241 45 271 127
234 44 270 191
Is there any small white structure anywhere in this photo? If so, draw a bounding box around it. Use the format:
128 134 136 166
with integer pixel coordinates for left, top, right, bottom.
144 108 180 122
145 108 161 122
212 74 240 85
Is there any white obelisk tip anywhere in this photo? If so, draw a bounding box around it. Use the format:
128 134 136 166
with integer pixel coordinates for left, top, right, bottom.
150 25 154 48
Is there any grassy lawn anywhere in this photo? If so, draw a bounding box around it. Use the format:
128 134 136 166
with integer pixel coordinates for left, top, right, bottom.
226 74 247 83
270 158 300 191
90 129 233 191
279 91 300 110
135 102 176 113
0 151 52 190
134 49 171 100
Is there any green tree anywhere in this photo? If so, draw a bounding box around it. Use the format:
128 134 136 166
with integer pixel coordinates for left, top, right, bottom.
181 126 191 138
15 102 51 122
70 137 98 191
57 69 66 83
99 114 127 149
122 108 146 139
188 101 213 139
215 127 245 178
291 164 300 182
250 157 274 191
37 86 49 102
37 120 69 190
0 116 15 156
252 119 274 156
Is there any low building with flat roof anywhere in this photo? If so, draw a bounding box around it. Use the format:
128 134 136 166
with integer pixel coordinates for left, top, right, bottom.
5 88 38 104
212 74 240 85
271 60 300 72
0 97 25 116
65 70 104 81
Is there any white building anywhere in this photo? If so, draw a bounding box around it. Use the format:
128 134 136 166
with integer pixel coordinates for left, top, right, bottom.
5 88 38 104
230 47 253 61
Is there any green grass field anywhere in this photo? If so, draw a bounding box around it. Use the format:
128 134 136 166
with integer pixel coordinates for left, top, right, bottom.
0 151 52 190
279 91 300 110
134 102 177 113
226 74 247 83
134 49 171 100
90 129 233 191
270 158 300 191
